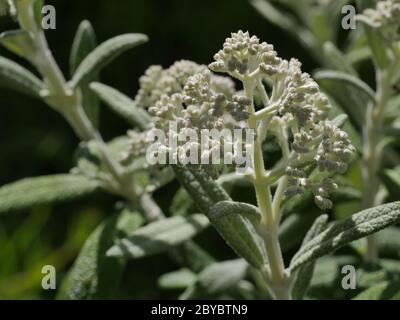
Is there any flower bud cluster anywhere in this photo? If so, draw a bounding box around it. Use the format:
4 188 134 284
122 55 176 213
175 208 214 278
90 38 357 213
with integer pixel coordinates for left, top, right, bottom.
134 60 235 109
209 30 355 210
209 31 282 78
360 0 400 41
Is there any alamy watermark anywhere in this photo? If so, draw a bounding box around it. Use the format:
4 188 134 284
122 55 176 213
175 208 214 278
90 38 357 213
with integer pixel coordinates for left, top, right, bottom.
145 121 255 172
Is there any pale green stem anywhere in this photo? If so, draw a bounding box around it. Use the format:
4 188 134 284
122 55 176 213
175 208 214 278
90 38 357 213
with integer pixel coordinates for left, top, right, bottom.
16 1 161 221
361 68 391 263
243 77 290 300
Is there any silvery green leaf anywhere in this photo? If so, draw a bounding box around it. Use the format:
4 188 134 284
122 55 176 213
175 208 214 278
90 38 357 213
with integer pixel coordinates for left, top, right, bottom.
250 0 315 52
314 70 376 102
168 241 215 273
323 42 357 75
382 168 400 199
158 269 197 290
170 187 193 216
209 201 266 268
173 166 230 214
0 30 35 58
70 20 97 75
58 210 144 299
289 201 400 272
292 215 329 300
0 56 43 97
90 82 151 130
354 281 400 300
210 201 261 226
106 214 209 259
0 174 100 215
376 227 400 259
70 20 100 126
279 211 320 253
331 114 348 128
180 259 248 299
70 33 148 88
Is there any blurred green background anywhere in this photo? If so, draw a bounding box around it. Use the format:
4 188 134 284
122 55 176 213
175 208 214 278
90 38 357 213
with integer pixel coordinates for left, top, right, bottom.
0 0 344 299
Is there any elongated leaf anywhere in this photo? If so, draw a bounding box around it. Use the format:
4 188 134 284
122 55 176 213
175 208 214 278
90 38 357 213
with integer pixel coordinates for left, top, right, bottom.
250 0 315 52
0 30 35 58
354 281 400 300
158 269 197 290
0 56 43 97
181 259 248 299
314 70 376 102
58 210 144 299
70 33 148 88
382 168 400 199
90 82 151 130
292 215 329 300
173 166 230 214
209 201 266 269
376 227 400 259
168 241 215 273
0 174 100 215
173 167 268 268
323 42 357 75
70 21 98 75
107 214 209 259
70 20 100 126
289 201 400 272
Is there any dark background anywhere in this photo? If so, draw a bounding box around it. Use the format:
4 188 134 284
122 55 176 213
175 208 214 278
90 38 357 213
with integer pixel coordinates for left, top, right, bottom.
0 0 323 299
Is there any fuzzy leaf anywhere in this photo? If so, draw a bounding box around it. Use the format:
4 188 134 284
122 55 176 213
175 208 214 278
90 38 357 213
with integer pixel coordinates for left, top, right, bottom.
90 82 151 130
209 201 266 269
382 168 400 199
354 281 400 300
181 259 248 299
314 70 375 102
70 20 100 126
70 33 148 88
172 166 230 214
107 214 209 259
173 167 267 268
58 210 144 299
289 202 400 272
0 30 35 58
168 241 215 273
323 42 357 75
0 56 43 97
0 174 100 215
292 215 329 300
158 269 197 290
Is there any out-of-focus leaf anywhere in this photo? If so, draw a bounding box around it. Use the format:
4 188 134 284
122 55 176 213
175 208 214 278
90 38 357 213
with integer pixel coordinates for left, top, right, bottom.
314 70 375 102
90 82 151 130
292 215 329 300
58 210 144 299
289 201 400 272
0 174 100 215
0 30 35 59
106 214 209 259
376 227 400 259
180 259 248 299
0 56 44 97
70 34 148 88
354 281 400 300
158 269 197 290
323 42 357 75
70 20 100 126
168 241 215 273
170 187 193 216
381 168 400 199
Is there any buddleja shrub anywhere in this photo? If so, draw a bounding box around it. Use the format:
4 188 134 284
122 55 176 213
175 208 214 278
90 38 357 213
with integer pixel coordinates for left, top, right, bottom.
0 0 399 300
